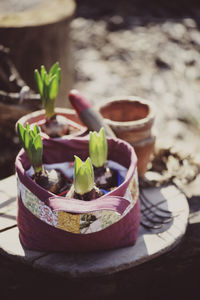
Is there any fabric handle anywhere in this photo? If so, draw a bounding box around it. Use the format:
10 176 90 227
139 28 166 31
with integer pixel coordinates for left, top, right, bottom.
47 196 130 215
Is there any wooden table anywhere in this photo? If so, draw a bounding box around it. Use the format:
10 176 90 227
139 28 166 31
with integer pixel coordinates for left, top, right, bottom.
0 175 189 279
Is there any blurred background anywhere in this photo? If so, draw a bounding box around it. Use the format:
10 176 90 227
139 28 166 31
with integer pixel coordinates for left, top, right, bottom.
0 0 200 178
1 1 200 299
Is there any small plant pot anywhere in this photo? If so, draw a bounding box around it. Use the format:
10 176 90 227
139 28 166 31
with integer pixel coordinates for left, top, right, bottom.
15 136 140 253
16 107 87 139
95 96 156 177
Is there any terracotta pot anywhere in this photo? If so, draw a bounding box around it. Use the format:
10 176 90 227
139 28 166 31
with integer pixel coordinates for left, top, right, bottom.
95 96 156 177
16 107 87 139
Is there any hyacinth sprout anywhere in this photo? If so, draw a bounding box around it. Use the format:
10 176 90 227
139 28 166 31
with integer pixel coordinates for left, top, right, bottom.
17 123 43 174
74 156 95 195
34 62 61 119
17 122 68 194
89 127 117 190
89 127 108 168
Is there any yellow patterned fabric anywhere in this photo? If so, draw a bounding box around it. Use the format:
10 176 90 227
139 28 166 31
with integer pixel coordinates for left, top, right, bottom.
57 211 80 233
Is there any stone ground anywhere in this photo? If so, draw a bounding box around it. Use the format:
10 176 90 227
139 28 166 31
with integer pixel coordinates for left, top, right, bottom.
72 0 200 155
1 1 200 299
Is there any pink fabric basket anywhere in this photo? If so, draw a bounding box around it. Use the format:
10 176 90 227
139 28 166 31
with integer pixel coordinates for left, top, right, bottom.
16 136 140 253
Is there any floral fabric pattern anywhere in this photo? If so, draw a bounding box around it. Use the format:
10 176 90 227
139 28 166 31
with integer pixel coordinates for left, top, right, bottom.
129 170 139 204
38 201 58 226
80 211 102 234
101 210 121 229
17 177 58 226
24 189 39 216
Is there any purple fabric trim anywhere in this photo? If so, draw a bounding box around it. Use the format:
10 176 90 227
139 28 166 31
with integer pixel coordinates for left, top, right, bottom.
17 196 140 253
48 196 130 214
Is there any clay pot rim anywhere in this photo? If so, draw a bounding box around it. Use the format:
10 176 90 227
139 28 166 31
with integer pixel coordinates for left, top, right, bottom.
95 96 156 128
16 107 87 140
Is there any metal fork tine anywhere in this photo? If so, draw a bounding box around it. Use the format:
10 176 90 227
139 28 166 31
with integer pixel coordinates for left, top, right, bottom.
140 220 163 230
140 198 173 222
139 187 174 229
140 197 172 220
140 206 172 224
140 189 173 216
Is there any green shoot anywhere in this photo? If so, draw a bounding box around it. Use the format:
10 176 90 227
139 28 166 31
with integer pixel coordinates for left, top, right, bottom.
89 127 108 168
74 156 94 195
17 123 43 174
34 62 61 119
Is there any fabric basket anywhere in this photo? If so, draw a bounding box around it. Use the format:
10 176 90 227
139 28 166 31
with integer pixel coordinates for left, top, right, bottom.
16 136 140 253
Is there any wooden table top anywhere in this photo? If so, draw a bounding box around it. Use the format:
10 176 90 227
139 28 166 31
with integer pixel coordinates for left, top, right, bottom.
0 175 189 278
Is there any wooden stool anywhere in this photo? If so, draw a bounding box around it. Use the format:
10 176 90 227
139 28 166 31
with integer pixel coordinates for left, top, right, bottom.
0 175 189 278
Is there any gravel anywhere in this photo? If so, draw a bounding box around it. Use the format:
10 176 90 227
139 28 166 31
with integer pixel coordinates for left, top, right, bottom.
71 0 200 154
